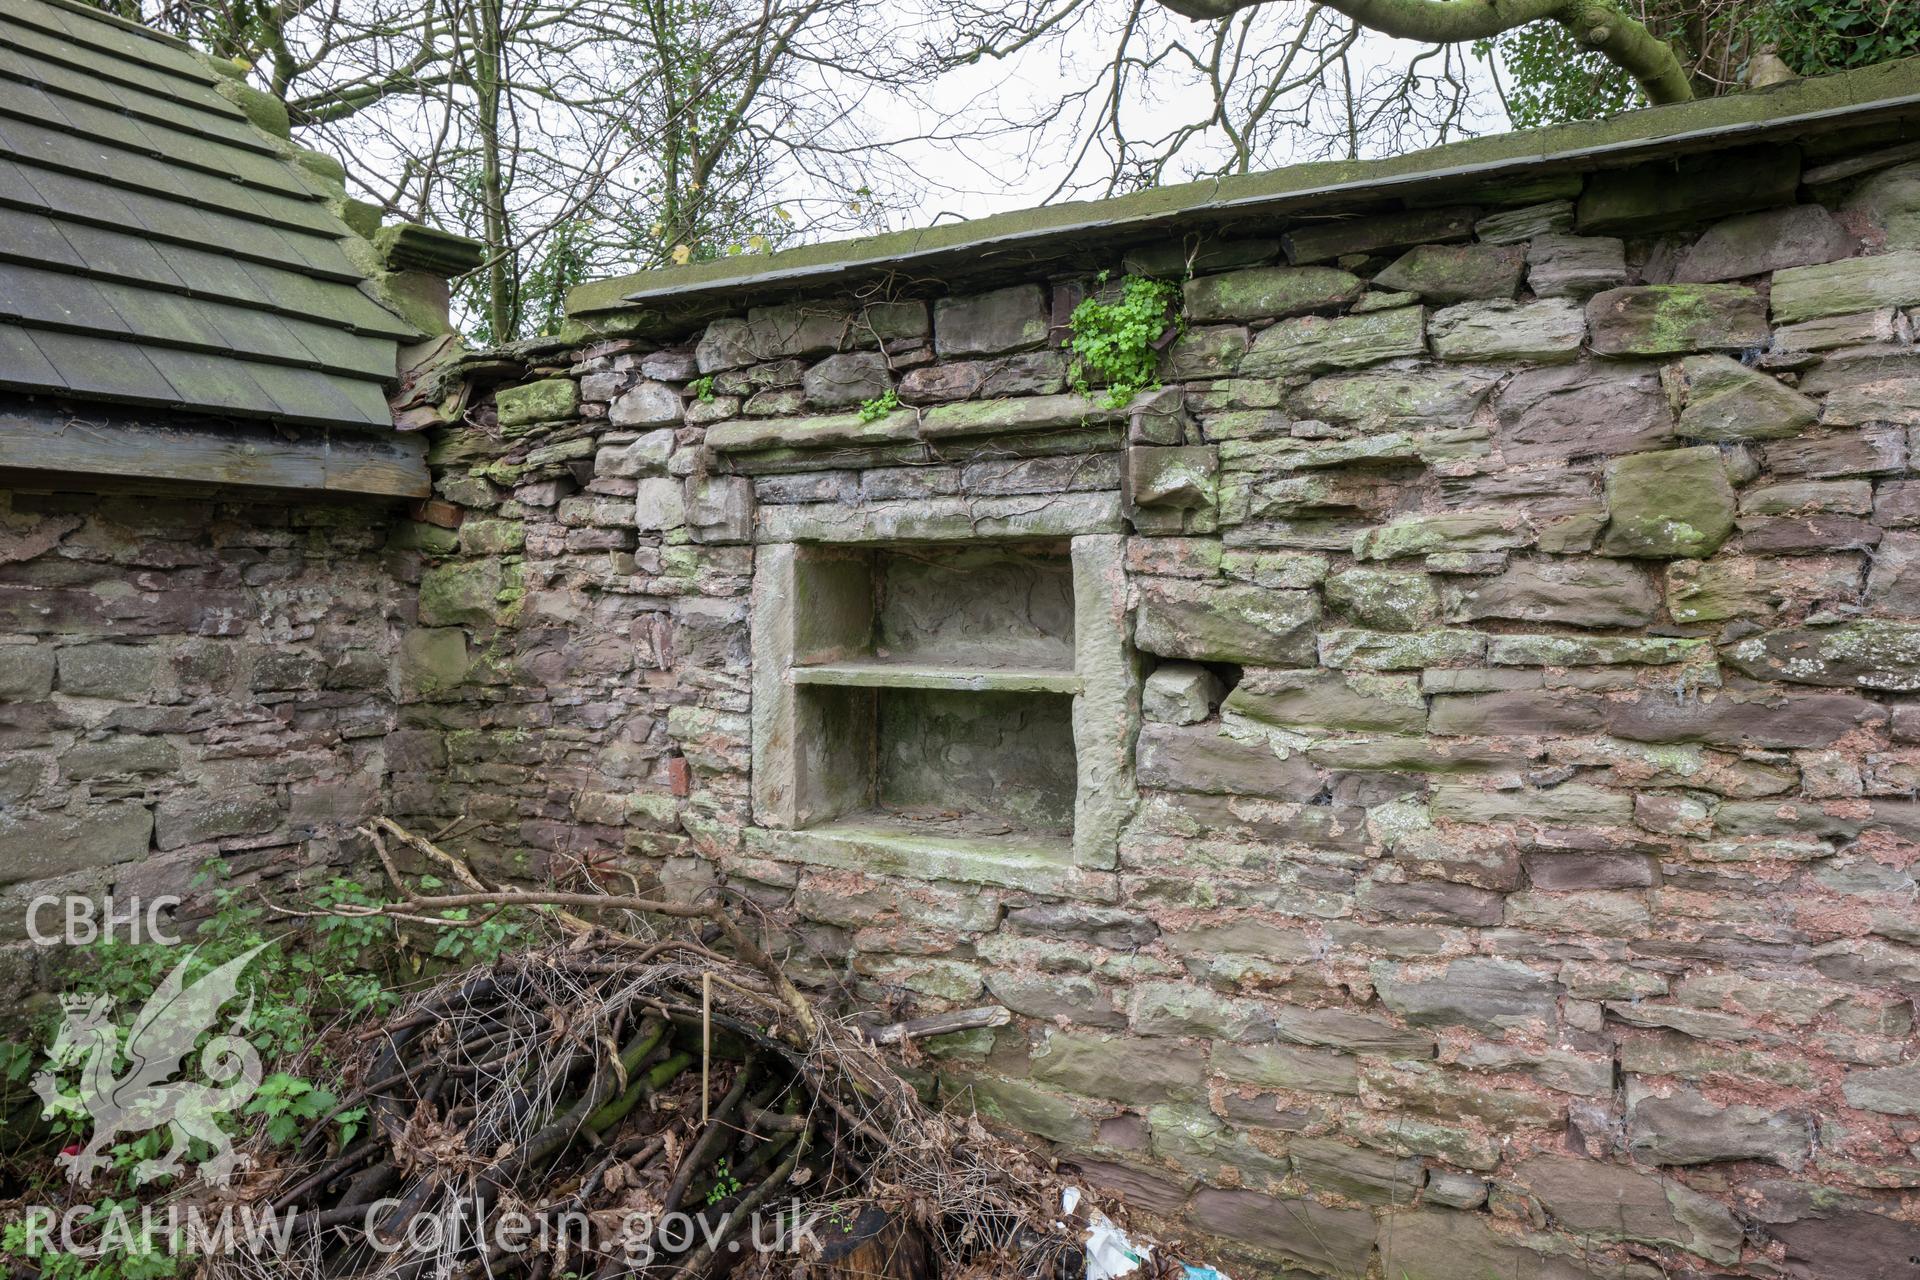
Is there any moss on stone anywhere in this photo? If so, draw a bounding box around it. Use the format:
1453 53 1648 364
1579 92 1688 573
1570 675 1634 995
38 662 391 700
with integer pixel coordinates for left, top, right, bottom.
210 75 290 138
496 378 580 428
1588 284 1769 356
1600 445 1736 559
399 628 471 692
389 520 460 554
418 559 521 627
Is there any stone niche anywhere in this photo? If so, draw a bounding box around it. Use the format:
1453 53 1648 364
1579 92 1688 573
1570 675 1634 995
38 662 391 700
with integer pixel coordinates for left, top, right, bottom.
752 533 1139 881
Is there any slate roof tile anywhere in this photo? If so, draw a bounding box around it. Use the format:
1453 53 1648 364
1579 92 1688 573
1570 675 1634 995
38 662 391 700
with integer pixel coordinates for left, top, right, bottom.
0 0 417 428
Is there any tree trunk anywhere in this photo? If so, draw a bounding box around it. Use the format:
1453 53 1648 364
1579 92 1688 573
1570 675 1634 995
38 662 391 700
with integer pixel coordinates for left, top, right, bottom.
472 0 514 340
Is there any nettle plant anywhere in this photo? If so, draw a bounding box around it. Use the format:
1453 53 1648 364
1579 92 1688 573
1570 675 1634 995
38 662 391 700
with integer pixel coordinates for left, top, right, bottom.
2 863 536 1280
1064 272 1181 409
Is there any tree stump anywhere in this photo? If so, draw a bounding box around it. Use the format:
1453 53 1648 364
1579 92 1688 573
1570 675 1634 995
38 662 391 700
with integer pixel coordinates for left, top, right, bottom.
804 1207 933 1279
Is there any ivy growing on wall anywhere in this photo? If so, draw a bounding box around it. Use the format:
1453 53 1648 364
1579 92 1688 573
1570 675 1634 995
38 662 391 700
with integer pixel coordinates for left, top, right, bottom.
1478 0 1920 129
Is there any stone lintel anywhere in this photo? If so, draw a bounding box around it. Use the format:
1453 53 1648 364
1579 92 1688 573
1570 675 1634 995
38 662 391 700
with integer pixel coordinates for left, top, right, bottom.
755 492 1125 542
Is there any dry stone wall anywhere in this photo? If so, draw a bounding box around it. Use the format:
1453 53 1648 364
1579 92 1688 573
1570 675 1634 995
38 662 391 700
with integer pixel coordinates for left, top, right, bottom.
399 145 1920 1276
0 491 402 1000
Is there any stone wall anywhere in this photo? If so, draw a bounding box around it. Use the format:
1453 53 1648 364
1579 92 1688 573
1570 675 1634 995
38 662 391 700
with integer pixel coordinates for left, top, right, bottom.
399 138 1920 1279
0 489 401 1001
5 106 1917 1276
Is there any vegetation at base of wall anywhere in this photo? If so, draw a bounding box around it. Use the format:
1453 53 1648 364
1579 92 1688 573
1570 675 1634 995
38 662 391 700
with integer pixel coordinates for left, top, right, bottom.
0 865 534 1280
1482 0 1920 128
1064 273 1181 409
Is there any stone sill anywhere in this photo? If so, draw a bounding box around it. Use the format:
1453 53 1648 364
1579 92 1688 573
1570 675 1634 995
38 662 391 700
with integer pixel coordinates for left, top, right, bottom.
750 821 1117 901
791 660 1083 694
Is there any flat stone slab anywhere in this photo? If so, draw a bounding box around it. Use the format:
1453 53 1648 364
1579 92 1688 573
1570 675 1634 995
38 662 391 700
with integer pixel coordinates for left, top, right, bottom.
1373 243 1524 304
1494 361 1674 462
707 407 920 453
1282 206 1473 263
1475 200 1573 244
1135 578 1319 665
1600 445 1737 559
1676 354 1818 441
1354 512 1532 561
1240 306 1425 377
1770 249 1920 323
708 393 1128 454
790 660 1081 693
1183 264 1362 322
496 377 578 427
1674 204 1856 282
1527 233 1626 297
934 284 1050 357
1290 367 1499 431
1722 620 1920 691
1429 298 1584 363
1575 145 1799 235
749 822 1117 898
1513 1153 1742 1265
1586 284 1769 355
1447 558 1659 627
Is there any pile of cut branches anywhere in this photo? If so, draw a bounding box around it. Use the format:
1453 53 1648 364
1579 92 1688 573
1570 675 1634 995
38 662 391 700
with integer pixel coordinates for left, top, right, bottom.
219 823 1121 1280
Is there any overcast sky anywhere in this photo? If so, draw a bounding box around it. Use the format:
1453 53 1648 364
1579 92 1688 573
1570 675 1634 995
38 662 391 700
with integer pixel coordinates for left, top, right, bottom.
847 12 1510 230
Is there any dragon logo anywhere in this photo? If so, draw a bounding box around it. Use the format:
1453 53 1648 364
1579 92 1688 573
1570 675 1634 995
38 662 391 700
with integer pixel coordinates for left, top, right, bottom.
33 944 268 1188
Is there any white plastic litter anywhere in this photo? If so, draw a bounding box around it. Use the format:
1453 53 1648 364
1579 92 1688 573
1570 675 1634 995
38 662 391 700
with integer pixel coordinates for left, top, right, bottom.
1084 1213 1149 1278
1063 1187 1151 1280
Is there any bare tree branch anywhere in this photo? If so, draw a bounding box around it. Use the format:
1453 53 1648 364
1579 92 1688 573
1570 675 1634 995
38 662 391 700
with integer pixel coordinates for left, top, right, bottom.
1148 0 1692 103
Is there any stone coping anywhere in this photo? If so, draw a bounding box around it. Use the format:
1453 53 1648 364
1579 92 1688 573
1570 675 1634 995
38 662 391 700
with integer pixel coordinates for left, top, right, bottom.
567 56 1920 326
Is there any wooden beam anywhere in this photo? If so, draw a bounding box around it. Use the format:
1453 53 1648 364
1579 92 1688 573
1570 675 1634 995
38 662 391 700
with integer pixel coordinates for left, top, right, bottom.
326 428 431 498
0 401 428 499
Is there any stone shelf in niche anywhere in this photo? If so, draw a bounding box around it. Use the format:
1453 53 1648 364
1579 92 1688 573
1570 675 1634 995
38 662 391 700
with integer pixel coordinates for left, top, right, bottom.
803 814 1072 866
790 659 1083 694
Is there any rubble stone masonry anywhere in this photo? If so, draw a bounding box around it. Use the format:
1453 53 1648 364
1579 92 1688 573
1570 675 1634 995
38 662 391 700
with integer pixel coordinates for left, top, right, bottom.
0 495 400 976
10 75 1920 1280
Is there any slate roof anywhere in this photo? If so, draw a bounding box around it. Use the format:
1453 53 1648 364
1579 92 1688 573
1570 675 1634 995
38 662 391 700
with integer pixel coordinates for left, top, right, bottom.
0 0 417 429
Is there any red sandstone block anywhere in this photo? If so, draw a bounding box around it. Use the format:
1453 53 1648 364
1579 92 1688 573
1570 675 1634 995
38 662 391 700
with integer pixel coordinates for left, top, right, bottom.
409 498 464 528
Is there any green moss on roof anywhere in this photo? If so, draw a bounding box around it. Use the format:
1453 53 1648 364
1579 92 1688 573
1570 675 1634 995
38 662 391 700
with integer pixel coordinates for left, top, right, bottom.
569 54 1920 324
